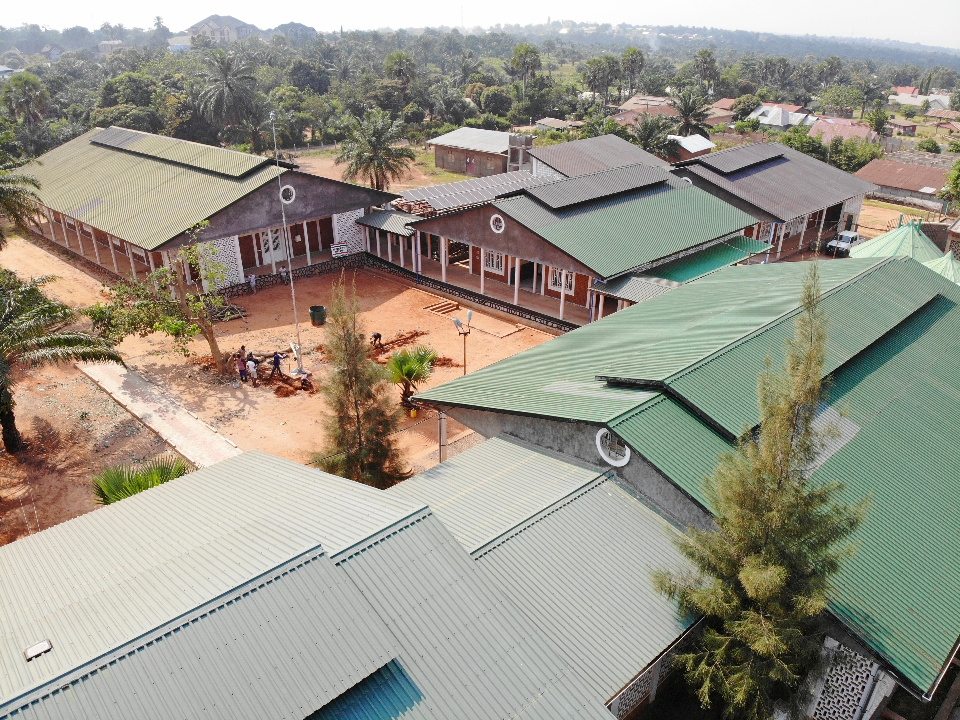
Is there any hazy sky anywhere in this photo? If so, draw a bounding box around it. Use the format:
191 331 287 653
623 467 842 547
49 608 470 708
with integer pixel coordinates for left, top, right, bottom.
7 0 960 50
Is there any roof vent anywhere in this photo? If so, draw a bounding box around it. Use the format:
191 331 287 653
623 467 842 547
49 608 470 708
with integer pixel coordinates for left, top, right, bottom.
24 639 52 662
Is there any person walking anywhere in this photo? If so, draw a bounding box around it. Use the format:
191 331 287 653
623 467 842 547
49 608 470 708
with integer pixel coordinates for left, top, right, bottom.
235 352 247 382
246 353 259 387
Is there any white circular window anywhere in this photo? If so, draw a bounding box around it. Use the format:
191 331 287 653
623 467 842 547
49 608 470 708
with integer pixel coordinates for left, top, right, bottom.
596 428 631 467
279 184 296 205
489 213 505 233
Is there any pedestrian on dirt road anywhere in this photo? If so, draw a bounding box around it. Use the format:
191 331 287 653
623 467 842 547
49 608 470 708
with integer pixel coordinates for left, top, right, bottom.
270 351 285 379
235 353 247 382
370 332 383 349
246 353 259 387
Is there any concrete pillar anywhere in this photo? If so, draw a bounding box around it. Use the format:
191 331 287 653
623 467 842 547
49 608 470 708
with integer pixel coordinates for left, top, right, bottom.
438 411 448 463
90 231 103 266
468 244 473 273
72 219 85 256
376 230 382 257
387 232 393 263
303 221 312 265
506 256 512 286
479 246 486 295
125 243 138 281
41 207 54 241
399 232 405 268
59 215 71 249
531 261 538 292
598 292 606 318
268 229 277 273
107 236 119 272
799 213 811 249
541 265 547 295
816 209 827 252
513 258 521 305
776 223 786 257
559 270 567 320
441 237 448 283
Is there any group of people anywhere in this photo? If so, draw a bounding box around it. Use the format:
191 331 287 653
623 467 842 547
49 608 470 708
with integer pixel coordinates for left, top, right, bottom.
233 345 286 388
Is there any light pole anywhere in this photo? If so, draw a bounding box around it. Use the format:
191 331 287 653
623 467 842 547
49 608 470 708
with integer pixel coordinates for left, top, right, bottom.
269 111 305 376
453 310 473 376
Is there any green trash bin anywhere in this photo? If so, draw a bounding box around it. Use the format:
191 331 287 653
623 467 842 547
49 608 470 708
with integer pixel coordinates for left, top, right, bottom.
310 305 326 326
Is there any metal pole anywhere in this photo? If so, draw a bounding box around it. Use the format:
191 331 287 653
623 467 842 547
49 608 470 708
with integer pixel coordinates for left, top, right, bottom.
462 332 467 376
270 112 304 375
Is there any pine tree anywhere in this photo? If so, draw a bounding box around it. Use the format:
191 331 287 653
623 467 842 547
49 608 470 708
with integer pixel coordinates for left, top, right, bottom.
314 277 410 488
654 265 866 720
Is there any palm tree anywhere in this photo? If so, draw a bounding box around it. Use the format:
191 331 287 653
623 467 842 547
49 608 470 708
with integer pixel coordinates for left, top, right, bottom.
93 455 189 504
0 167 40 249
198 50 257 127
0 270 122 453
386 345 437 407
335 109 416 192
669 88 712 137
631 115 681 159
0 72 50 130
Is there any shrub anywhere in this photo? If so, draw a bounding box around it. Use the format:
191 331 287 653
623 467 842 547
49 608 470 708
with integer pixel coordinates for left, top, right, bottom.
917 137 941 154
92 455 190 504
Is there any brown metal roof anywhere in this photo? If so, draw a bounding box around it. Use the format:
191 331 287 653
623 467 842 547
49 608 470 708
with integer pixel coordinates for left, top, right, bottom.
527 134 669 177
855 159 948 193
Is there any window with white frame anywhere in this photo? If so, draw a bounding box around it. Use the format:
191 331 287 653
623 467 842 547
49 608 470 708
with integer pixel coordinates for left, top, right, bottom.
484 250 504 273
548 267 575 295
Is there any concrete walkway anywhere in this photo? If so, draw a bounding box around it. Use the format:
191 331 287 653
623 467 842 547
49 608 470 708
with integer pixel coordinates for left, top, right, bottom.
78 363 242 468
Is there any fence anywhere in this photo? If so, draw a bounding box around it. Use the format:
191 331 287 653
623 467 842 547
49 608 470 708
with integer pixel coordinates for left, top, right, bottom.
218 252 581 333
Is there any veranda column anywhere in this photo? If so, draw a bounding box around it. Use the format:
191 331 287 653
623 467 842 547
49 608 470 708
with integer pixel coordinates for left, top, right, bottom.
387 232 393 262
531 261 538 292
303 222 312 265
268 230 277 274
513 258 521 305
441 237 448 283
72 218 86 257
399 232 405 268
558 270 567 320
540 266 546 295
90 231 103 266
468 244 473 273
776 223 786 257
816 208 827 252
41 207 55 241
59 215 71 249
598 292 605 319
799 214 811 249
125 243 138 281
376 230 382 257
479 247 486 295
107 236 119 272
506 256 512 286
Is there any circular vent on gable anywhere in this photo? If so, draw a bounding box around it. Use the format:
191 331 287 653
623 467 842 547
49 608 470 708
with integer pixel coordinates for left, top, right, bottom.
596 428 631 467
490 213 505 233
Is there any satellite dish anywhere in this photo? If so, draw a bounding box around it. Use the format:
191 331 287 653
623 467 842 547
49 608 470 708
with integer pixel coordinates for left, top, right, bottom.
280 185 296 205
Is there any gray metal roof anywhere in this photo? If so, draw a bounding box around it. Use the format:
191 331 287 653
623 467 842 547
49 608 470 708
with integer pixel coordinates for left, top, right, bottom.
524 164 671 210
0 452 421 710
400 170 549 211
355 209 418 237
388 436 692 702
427 127 513 155
678 143 876 221
595 274 677 303
527 134 670 177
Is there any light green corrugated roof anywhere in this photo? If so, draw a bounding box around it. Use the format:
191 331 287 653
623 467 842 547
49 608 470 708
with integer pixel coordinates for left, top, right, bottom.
493 184 755 279
420 257 960 694
850 221 942 263
355 209 418 237
23 128 283 250
923 253 960 284
643 236 769 284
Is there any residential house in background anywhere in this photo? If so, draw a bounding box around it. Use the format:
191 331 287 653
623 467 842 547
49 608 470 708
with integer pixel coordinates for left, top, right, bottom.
707 97 737 126
186 14 261 43
886 117 918 136
427 127 532 177
417 256 960 720
809 117 878 144
746 102 816 130
666 133 715 161
893 85 920 96
888 92 950 111
97 40 124 57
20 127 392 289
535 117 583 132
528 133 669 180
166 35 192 53
39 44 64 61
673 143 876 256
855 157 949 211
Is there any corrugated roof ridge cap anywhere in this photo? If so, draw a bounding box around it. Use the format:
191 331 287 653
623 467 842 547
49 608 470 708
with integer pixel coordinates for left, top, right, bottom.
471 474 613 558
331 506 433 564
662 257 898 386
607 393 670 427
1 541 334 714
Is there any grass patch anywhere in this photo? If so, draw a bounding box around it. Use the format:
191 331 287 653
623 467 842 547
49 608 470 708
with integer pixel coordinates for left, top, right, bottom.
411 147 467 184
864 198 928 215
299 146 339 159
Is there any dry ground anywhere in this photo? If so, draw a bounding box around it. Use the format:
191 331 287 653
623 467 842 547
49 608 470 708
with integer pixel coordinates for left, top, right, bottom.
0 234 552 538
858 200 930 238
295 146 464 190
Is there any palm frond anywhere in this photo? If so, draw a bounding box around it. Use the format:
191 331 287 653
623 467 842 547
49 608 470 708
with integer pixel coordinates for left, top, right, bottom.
92 455 190 504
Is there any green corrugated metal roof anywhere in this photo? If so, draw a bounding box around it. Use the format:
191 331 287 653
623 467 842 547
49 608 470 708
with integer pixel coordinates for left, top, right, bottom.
923 253 960 284
420 257 960 694
643 236 769 284
850 221 942 263
493 184 756 279
22 128 283 250
355 209 418 237
595 274 676 303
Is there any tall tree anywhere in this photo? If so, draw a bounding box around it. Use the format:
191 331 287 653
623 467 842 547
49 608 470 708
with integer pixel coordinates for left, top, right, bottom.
670 88 712 137
0 165 40 248
198 50 257 127
693 48 720 97
335 109 415 192
865 107 889 138
621 47 645 98
1 270 121 453
655 266 866 720
630 115 681 158
1 72 50 130
313 278 410 488
510 42 541 101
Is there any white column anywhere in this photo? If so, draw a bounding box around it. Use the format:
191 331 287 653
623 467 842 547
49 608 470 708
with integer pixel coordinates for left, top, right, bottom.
513 258 521 305
776 223 786 257
506 256 512 286
399 233 405 268
438 411 448 462
303 221 312 265
559 270 567 320
540 266 547 295
799 214 811 249
91 231 102 265
441 237 448 283
415 232 421 274
107 236 119 272
125 243 138 281
72 219 85 256
816 208 827 251
468 244 474 273
479 247 486 295
376 230 382 257
42 207 55 241
60 216 71 249
531 261 538 292
598 292 606 318
617 299 625 311
387 233 393 262
268 230 277 273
